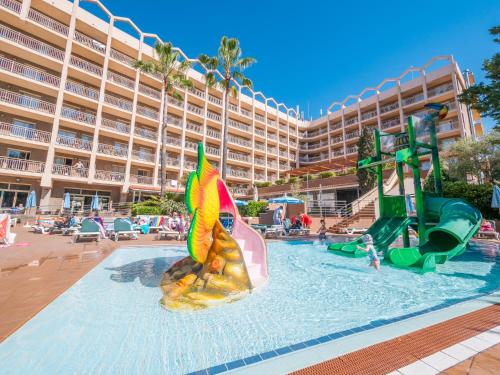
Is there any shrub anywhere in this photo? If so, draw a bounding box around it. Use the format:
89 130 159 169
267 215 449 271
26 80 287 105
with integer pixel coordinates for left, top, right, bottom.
131 195 186 216
288 176 298 184
238 201 268 217
319 171 335 179
131 203 162 216
438 181 498 219
255 182 272 188
274 179 285 185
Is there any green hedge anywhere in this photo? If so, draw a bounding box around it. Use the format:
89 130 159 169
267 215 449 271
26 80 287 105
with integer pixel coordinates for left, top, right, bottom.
238 201 268 217
438 182 498 219
319 171 335 179
255 182 272 188
131 204 162 216
274 179 285 185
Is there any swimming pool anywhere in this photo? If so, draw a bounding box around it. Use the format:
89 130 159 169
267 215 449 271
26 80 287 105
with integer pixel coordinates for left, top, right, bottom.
0 240 499 374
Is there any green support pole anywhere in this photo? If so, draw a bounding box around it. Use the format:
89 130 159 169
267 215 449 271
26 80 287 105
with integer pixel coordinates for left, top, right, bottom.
374 129 384 217
396 161 410 247
407 116 426 237
429 116 443 196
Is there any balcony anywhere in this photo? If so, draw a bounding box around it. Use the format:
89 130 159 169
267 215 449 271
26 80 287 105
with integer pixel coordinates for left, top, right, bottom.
437 120 459 134
94 169 125 182
73 31 106 54
184 160 197 170
136 104 159 120
361 110 377 121
381 117 400 130
0 55 60 87
241 108 251 117
267 161 278 168
380 101 399 114
165 136 181 147
0 88 56 114
254 158 265 166
56 134 92 151
332 149 344 157
104 93 133 112
267 118 276 127
167 96 183 108
346 146 358 154
279 124 287 132
345 131 360 140
255 128 265 137
279 163 287 170
255 143 265 151
255 113 265 123
428 83 453 98
267 147 277 155
227 168 249 178
207 111 221 122
331 122 342 131
230 187 248 195
0 24 64 61
139 84 161 100
110 48 136 67
27 7 68 36
255 173 265 181
279 150 288 157
134 127 157 140
61 106 96 125
228 135 251 148
206 146 220 156
0 122 51 143
206 127 221 139
52 164 88 178
65 80 99 100
97 143 128 158
228 103 238 112
166 157 180 167
228 152 250 163
101 118 130 134
70 55 102 76
331 135 343 143
402 92 424 106
186 120 202 133
0 0 22 14
132 150 155 163
344 116 358 126
167 115 182 128
208 94 222 106
187 103 204 116
188 86 205 99
267 133 277 141
184 140 198 151
107 71 135 90
130 174 154 185
0 156 45 173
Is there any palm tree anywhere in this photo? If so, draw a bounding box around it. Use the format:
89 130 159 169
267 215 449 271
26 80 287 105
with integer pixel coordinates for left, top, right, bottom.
134 42 192 196
198 37 256 180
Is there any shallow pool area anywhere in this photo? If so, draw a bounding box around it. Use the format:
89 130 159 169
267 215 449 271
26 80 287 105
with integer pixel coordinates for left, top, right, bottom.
0 240 499 374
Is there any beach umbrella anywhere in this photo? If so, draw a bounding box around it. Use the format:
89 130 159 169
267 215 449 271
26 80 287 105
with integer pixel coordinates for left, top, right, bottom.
492 185 500 208
63 192 71 210
25 190 36 208
235 200 248 207
268 195 304 204
91 193 100 211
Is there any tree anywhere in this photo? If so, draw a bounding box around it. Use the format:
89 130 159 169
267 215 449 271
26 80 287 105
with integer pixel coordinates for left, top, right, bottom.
356 127 377 194
134 42 192 196
199 37 256 180
445 130 500 183
459 26 500 129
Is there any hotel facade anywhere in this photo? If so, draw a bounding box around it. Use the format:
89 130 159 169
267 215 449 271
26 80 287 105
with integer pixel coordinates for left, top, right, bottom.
0 0 483 211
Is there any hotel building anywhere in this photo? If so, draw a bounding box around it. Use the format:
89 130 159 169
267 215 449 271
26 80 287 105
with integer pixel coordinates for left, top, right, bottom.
0 0 482 211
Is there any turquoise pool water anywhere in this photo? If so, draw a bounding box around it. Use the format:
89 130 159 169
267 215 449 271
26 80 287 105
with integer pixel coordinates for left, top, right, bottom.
0 240 499 374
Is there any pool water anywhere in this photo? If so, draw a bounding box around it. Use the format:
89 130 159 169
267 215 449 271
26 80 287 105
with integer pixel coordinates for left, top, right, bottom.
0 240 499 374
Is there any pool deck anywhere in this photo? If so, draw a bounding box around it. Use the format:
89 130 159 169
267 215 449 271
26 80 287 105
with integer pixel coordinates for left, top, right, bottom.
1 226 499 374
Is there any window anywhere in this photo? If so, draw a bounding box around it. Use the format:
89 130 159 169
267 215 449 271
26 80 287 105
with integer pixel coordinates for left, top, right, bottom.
58 130 76 139
13 119 35 129
7 149 30 160
111 165 125 173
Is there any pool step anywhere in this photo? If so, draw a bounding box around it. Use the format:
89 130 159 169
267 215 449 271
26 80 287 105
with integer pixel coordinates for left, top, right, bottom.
236 238 266 289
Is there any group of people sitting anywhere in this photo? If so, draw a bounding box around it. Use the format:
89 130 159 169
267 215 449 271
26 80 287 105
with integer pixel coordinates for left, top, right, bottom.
133 212 190 235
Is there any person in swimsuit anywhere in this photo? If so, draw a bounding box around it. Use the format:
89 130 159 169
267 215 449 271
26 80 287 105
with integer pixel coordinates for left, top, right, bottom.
357 234 380 270
317 219 327 241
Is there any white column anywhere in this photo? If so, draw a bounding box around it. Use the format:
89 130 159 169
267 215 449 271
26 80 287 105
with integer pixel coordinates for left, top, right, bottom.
41 0 79 188
178 89 188 178
20 0 31 20
250 95 256 185
397 81 405 132
88 16 114 183
153 85 164 187
341 106 346 156
326 113 332 161
450 63 466 138
375 91 382 131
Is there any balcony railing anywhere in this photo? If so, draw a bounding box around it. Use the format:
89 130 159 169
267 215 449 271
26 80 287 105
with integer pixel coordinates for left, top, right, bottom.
167 115 182 127
27 7 69 35
187 103 203 116
230 187 248 195
381 117 400 130
255 143 265 151
331 135 343 143
207 111 221 122
267 133 277 141
255 128 265 137
188 86 205 98
331 122 342 131
345 131 360 140
166 136 181 147
186 120 202 133
184 140 198 151
130 175 154 185
74 31 106 54
206 127 220 139
254 158 265 166
101 118 130 134
227 168 249 178
94 169 125 182
56 134 93 151
228 103 238 112
108 71 135 90
229 119 250 132
0 55 60 87
255 174 265 181
206 146 220 156
346 146 358 154
380 101 399 114
241 108 251 117
70 55 102 76
52 164 88 178
267 161 278 168
97 143 128 158
228 152 250 163
361 110 377 121
139 83 161 100
402 93 424 106
228 135 251 148
267 118 276 127
61 106 96 125
136 105 159 120
134 127 157 140
167 96 183 108
0 88 56 114
184 160 197 171
104 94 133 112
208 94 222 105
332 149 344 157
0 0 22 14
110 48 136 66
437 120 459 134
0 24 64 61
132 150 155 163
0 122 51 143
255 113 265 122
65 80 99 100
428 83 453 98
345 116 358 126
0 156 45 173
166 157 180 167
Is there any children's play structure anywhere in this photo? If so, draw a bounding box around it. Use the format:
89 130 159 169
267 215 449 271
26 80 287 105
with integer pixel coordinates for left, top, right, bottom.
328 103 482 272
160 144 268 310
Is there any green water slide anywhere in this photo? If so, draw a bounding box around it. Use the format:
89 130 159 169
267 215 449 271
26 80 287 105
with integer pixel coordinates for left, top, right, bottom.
327 216 413 257
386 196 482 272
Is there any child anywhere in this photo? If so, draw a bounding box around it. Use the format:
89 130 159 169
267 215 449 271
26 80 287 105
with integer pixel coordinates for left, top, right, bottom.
317 219 327 241
357 234 380 270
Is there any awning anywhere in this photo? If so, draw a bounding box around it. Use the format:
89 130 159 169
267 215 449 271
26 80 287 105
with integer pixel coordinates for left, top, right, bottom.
286 157 357 176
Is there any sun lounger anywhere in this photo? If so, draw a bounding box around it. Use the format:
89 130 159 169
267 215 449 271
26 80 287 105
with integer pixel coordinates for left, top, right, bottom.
264 225 284 238
157 226 182 241
73 218 103 243
289 228 311 236
110 218 140 241
62 226 80 236
148 216 164 233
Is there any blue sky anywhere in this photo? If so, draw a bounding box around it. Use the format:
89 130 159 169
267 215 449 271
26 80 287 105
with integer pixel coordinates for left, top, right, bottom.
94 0 499 131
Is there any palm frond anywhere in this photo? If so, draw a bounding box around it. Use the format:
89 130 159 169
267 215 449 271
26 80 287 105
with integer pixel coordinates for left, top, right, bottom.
172 90 183 102
237 56 256 70
230 85 238 98
204 72 217 88
133 60 155 74
241 77 253 89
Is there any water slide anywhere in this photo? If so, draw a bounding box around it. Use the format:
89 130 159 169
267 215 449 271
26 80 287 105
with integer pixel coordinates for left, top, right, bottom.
386 197 482 272
327 216 413 257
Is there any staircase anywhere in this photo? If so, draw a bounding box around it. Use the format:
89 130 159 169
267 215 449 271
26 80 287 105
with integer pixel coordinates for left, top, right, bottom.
328 201 376 233
236 238 267 289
